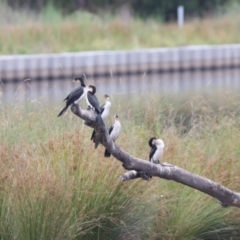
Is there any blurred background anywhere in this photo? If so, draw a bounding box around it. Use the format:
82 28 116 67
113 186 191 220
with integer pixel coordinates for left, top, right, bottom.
0 0 240 103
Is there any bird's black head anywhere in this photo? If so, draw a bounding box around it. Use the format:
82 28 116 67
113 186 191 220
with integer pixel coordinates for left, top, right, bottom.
75 77 86 87
104 94 110 101
148 137 157 148
114 114 119 119
88 85 96 94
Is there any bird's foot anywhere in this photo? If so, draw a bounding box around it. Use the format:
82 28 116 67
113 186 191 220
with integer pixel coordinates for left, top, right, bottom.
161 162 174 167
87 106 98 115
140 172 152 180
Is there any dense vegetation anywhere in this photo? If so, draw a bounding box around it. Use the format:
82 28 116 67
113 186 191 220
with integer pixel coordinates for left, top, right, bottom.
1 91 240 239
3 0 240 20
1 1 240 54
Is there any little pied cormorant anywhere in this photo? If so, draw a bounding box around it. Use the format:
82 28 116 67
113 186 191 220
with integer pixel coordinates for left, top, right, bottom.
149 137 165 165
86 85 101 114
100 94 111 120
57 77 87 117
91 94 111 143
105 114 121 157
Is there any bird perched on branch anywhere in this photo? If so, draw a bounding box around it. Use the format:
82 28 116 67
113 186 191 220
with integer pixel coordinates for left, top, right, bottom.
105 114 121 157
57 77 87 117
148 137 165 165
91 94 111 144
86 85 101 114
100 94 111 120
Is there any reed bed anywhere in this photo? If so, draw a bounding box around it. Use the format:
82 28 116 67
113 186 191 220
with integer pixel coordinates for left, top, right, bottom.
1 91 240 239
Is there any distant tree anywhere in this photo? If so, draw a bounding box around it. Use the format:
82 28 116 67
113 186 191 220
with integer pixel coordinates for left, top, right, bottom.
3 0 237 19
131 0 230 21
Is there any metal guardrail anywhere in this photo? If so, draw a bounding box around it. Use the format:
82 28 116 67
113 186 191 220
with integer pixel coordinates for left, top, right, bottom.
0 44 240 82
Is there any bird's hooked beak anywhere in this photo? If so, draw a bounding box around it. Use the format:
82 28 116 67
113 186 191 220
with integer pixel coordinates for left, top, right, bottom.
73 78 79 82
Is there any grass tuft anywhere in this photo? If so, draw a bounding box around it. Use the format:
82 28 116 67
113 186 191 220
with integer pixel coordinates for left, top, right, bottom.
1 91 240 239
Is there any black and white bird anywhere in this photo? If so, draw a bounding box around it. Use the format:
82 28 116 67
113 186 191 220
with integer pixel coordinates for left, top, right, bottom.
57 77 87 117
86 85 101 114
149 137 165 165
104 114 121 157
91 94 111 143
100 94 111 120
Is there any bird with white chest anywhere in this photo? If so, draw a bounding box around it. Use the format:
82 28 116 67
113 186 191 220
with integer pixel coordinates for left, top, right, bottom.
100 94 111 120
104 114 121 157
148 137 165 165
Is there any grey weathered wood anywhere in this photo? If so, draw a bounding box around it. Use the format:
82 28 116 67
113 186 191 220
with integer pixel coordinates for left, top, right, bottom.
71 104 240 208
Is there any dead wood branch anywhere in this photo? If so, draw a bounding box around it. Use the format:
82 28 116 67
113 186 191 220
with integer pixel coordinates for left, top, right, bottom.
71 103 240 208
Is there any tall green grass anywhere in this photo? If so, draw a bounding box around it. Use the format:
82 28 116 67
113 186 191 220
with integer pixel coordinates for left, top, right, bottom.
0 102 157 239
1 92 240 239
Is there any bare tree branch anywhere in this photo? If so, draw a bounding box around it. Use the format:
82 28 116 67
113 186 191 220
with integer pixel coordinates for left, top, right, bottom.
71 104 240 208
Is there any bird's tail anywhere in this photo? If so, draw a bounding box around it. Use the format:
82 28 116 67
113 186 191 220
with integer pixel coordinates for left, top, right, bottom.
91 130 100 149
94 142 100 149
104 149 111 157
57 105 68 117
91 130 96 140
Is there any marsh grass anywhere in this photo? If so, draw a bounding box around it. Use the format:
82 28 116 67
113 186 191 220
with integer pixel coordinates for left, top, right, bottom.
1 2 240 54
0 125 155 239
1 91 240 239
